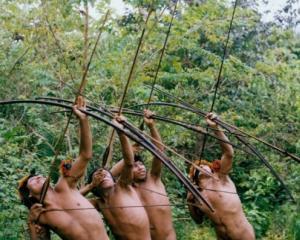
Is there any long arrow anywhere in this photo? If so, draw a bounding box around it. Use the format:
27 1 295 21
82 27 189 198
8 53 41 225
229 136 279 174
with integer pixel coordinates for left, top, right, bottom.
199 0 238 161
102 8 153 168
140 0 178 130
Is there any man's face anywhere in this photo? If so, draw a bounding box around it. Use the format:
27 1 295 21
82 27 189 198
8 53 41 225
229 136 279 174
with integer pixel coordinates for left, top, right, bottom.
200 164 212 172
133 161 147 181
27 175 46 196
93 169 114 189
189 164 213 181
199 164 213 178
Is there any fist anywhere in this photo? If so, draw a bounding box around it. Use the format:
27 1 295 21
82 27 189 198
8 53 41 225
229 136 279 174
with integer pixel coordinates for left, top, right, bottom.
143 109 154 127
29 203 45 223
73 96 87 120
205 112 218 128
112 114 126 130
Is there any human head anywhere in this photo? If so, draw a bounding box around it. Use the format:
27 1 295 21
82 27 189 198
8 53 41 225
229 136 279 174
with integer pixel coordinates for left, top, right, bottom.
132 143 143 154
133 154 147 182
18 173 45 209
88 168 115 197
189 159 221 182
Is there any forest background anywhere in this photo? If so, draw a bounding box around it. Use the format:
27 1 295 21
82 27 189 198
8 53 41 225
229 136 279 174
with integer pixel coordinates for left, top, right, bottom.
0 0 299 239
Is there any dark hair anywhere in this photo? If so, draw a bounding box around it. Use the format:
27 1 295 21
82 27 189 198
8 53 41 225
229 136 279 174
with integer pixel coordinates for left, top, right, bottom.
88 168 115 197
134 154 144 163
18 174 39 209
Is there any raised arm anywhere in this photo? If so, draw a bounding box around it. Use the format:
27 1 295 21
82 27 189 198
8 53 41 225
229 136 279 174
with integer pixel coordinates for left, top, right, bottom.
59 97 93 188
110 159 125 177
110 144 142 177
206 113 234 174
144 109 164 178
114 115 134 187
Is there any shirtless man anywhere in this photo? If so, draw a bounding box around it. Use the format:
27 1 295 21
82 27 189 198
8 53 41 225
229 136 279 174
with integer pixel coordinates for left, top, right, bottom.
110 110 176 240
18 97 108 240
188 113 255 240
80 115 151 240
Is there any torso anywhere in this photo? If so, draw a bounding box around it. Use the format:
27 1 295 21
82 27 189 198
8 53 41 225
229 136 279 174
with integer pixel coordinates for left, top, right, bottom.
135 174 176 240
197 173 255 240
39 179 108 240
95 184 151 240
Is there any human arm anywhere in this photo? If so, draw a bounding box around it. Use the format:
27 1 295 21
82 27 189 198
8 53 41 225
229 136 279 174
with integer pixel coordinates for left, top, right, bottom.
113 115 134 187
110 143 142 176
206 113 234 174
79 169 106 196
62 97 93 188
28 204 50 240
144 109 164 178
186 192 204 224
28 222 51 240
79 183 95 196
110 159 125 177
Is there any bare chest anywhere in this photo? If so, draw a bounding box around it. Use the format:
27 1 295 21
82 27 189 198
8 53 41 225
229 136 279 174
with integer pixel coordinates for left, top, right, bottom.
41 191 104 238
197 177 241 217
136 179 168 204
97 187 149 227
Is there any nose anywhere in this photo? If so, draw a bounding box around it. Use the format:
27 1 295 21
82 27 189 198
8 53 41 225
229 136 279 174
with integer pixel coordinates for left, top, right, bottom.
36 175 44 180
100 173 106 179
137 165 144 170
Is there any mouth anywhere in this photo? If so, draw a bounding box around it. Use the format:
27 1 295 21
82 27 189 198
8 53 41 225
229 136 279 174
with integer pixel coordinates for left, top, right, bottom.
35 177 45 185
38 177 44 182
100 177 112 184
137 171 146 176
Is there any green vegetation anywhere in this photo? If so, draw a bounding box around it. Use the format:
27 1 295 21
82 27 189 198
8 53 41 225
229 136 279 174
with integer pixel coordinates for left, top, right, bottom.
0 0 299 239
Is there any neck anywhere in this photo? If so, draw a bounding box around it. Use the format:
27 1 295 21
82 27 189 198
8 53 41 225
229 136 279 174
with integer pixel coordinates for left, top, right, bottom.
35 187 54 207
100 185 115 200
134 178 146 185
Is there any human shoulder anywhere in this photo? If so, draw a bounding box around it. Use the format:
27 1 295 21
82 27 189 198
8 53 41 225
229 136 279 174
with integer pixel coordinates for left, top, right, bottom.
116 181 136 194
53 176 72 192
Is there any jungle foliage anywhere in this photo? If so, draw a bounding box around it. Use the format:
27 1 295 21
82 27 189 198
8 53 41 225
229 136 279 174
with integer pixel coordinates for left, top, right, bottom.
0 0 299 239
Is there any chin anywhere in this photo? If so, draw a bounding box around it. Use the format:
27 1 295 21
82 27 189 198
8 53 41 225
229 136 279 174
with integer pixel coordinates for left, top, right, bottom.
36 183 46 193
101 182 114 189
137 176 146 182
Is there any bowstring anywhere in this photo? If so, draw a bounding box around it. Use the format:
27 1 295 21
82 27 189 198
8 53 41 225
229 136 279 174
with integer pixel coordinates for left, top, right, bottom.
139 0 178 130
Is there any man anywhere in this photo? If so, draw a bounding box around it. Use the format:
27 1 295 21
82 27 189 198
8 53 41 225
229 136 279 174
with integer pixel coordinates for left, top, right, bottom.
188 113 255 240
80 115 151 240
110 110 176 240
18 97 109 240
